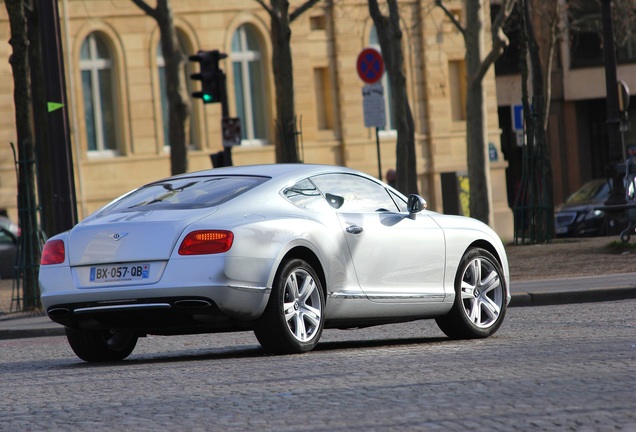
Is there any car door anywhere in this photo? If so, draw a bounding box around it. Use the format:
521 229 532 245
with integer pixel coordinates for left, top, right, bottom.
311 173 446 303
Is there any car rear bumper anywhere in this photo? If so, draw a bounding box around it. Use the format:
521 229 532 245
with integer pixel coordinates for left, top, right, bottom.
44 295 258 335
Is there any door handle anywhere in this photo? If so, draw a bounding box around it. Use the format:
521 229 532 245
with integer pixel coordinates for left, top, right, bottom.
346 225 363 234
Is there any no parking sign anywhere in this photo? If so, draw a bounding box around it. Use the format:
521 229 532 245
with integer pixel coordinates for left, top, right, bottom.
357 48 384 84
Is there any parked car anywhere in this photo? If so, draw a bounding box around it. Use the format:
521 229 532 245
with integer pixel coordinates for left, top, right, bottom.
39 164 510 362
554 178 634 237
0 216 18 280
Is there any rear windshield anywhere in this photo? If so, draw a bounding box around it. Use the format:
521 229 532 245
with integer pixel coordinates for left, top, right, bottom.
98 175 269 215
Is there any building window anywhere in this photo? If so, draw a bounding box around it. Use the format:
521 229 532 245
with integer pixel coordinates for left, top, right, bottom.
448 60 466 121
569 1 636 68
231 24 268 145
310 15 326 31
314 67 334 130
157 33 196 149
80 32 118 154
369 26 395 132
492 4 522 75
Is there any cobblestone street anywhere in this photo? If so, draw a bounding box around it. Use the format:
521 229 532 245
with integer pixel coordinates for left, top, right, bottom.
1 299 635 431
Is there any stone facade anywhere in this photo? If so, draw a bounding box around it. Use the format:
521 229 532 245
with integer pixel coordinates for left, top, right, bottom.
0 0 513 239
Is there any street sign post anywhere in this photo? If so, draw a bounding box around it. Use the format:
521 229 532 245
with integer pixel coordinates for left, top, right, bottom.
357 48 386 180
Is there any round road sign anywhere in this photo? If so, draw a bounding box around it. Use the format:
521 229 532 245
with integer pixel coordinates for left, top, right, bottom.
357 48 384 84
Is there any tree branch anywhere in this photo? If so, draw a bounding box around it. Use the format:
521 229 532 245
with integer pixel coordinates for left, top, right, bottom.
434 0 466 39
130 0 157 19
254 0 275 20
290 0 322 23
472 0 516 84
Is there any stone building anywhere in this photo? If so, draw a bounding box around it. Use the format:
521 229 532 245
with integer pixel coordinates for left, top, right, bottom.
0 0 513 239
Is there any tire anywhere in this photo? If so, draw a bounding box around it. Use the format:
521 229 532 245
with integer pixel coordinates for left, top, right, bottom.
65 327 138 362
436 247 507 339
254 258 325 354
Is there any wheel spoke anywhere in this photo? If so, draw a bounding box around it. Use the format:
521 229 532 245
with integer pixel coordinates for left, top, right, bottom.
479 269 500 294
468 298 480 323
293 314 307 339
287 272 300 300
480 296 500 321
461 280 476 299
301 304 321 324
471 259 482 283
298 276 316 303
284 301 296 321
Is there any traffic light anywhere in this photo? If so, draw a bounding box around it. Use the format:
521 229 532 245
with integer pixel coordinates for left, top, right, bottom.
189 50 227 104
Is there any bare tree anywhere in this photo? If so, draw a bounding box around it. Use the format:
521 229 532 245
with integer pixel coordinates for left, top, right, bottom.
514 0 557 243
367 0 418 195
132 0 190 175
255 0 322 163
5 0 41 310
436 0 516 225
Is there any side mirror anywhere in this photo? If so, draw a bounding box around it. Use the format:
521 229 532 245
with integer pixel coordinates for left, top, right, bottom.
407 194 427 218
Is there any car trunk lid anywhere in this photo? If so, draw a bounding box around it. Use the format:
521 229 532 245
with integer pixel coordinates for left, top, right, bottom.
67 209 215 266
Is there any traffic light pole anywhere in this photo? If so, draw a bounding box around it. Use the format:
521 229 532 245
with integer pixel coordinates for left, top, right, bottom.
189 50 234 167
220 73 233 167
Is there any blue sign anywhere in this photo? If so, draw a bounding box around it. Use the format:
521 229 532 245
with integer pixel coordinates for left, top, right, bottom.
512 105 523 131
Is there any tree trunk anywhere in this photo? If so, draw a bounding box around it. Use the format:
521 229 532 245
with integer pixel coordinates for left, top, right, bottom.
255 0 320 163
5 0 41 310
465 0 490 224
132 0 190 175
437 0 515 225
270 0 299 163
525 0 553 241
368 0 417 195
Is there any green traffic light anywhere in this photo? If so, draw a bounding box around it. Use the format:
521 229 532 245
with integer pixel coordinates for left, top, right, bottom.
203 93 213 103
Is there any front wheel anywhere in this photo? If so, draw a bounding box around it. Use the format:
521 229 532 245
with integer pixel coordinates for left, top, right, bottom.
436 247 507 339
254 258 325 354
65 327 138 362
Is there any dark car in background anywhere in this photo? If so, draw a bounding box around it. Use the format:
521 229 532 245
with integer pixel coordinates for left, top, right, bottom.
0 216 18 279
554 179 631 237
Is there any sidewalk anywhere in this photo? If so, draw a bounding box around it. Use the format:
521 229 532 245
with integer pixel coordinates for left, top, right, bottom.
1 271 635 340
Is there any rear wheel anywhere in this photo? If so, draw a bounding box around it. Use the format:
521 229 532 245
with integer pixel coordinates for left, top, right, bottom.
436 247 506 339
65 327 138 362
254 258 325 354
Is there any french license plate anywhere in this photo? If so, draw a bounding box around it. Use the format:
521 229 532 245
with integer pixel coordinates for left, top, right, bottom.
89 263 150 283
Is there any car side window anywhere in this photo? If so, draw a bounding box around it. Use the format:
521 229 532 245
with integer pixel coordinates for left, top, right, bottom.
311 174 399 213
283 179 332 211
389 190 408 212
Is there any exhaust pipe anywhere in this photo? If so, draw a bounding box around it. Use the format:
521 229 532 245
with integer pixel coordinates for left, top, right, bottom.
174 299 212 309
48 308 71 318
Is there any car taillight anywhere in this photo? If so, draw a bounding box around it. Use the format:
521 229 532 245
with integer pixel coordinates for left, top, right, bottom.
41 240 65 265
178 230 234 255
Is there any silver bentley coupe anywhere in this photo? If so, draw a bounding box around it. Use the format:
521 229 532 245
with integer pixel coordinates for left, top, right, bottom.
39 164 510 362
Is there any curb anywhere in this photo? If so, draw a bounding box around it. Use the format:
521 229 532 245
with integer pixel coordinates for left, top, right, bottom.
510 286 636 307
0 327 65 340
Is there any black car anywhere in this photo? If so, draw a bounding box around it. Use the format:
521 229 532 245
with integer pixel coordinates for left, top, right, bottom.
0 216 18 279
554 179 632 237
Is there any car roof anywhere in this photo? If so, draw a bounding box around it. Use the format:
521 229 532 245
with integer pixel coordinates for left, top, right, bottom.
167 164 369 185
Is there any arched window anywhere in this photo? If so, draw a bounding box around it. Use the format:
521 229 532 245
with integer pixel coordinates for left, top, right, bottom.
231 24 268 145
157 33 196 149
369 26 396 132
80 32 118 154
